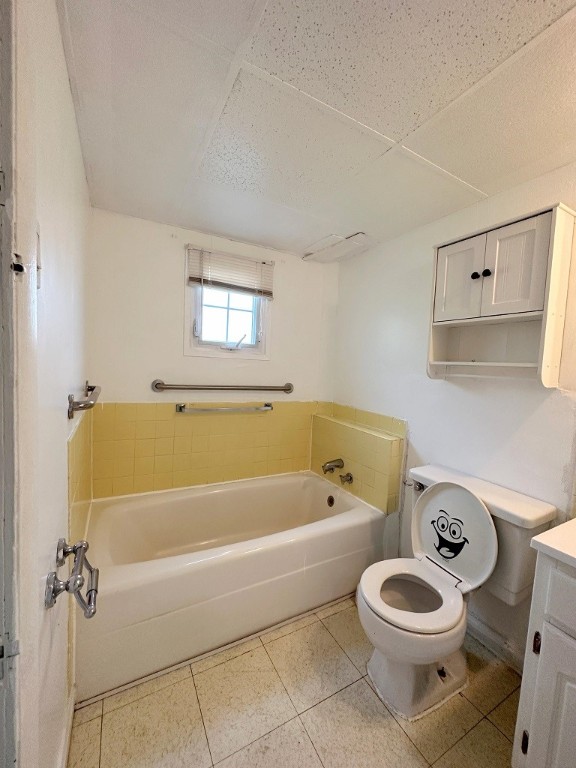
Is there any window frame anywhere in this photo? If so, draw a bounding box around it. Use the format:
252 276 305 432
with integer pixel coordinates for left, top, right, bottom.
184 283 271 360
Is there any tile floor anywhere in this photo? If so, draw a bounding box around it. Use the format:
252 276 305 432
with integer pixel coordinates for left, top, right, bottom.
68 597 520 768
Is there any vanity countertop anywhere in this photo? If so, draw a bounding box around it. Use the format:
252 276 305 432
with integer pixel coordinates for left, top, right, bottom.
532 517 576 569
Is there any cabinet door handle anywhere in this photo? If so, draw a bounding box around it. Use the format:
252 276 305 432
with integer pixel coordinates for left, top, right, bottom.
471 271 481 280
482 268 492 277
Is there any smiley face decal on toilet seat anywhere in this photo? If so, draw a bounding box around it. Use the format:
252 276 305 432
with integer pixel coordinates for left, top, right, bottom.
432 510 469 560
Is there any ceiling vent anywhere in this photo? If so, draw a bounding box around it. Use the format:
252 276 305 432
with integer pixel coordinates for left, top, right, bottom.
302 232 374 262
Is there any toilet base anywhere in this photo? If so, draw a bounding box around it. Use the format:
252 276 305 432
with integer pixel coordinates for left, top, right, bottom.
367 647 467 721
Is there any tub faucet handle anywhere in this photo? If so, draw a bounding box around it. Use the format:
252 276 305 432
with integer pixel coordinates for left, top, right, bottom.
339 473 353 485
322 458 344 474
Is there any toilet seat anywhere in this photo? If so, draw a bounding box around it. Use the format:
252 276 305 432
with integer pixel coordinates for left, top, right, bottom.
359 558 464 634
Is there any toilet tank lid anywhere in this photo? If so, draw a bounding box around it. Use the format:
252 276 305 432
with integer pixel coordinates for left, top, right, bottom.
409 465 556 529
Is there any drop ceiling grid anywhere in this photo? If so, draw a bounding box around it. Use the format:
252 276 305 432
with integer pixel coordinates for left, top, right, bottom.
57 0 576 252
403 8 576 195
301 146 486 242
246 0 576 141
198 67 394 210
173 174 351 252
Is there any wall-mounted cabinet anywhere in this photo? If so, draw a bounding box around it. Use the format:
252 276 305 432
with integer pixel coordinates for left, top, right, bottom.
428 204 576 388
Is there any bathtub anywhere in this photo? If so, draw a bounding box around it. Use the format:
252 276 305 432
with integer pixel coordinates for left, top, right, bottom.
76 471 385 700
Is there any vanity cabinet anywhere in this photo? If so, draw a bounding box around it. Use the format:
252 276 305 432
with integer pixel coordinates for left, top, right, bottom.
513 520 576 768
428 204 576 387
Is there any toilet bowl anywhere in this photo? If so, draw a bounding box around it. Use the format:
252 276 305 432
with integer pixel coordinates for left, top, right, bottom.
357 478 498 720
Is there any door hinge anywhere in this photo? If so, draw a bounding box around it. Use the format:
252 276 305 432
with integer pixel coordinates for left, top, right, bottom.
521 730 529 755
0 639 19 680
532 630 541 655
0 169 6 205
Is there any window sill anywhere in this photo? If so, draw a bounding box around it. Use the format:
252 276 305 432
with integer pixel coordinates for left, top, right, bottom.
184 344 270 361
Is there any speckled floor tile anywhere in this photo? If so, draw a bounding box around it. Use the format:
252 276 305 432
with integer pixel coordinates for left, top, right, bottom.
432 718 513 768
73 700 103 726
216 717 323 768
265 621 361 713
316 597 355 619
322 605 373 673
300 679 428 768
260 613 319 644
462 636 520 714
194 645 297 763
102 665 191 714
391 692 483 763
191 637 262 675
487 687 520 741
100 677 210 768
68 718 101 768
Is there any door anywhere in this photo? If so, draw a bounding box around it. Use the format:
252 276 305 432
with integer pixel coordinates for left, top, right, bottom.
433 233 486 322
526 622 576 768
0 0 16 765
481 212 551 317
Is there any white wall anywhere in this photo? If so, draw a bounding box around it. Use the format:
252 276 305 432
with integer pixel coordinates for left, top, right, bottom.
334 160 576 661
14 1 90 765
86 208 339 403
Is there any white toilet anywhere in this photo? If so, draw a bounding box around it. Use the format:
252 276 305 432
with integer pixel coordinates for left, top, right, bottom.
357 465 556 721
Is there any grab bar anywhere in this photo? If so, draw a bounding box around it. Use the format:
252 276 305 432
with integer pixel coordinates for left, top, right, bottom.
152 379 293 394
45 539 99 619
68 381 101 419
176 403 273 414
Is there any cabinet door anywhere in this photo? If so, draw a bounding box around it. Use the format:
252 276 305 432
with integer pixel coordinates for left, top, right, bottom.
526 622 576 768
481 212 551 317
433 234 486 322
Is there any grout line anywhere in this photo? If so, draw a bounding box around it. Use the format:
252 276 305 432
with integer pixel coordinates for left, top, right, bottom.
295 677 363 717
189 671 214 766
317 605 368 675
100 668 193 718
210 716 301 767
296 714 327 768
191 640 263 677
261 640 299 713
362 679 432 765
98 714 102 768
260 616 320 646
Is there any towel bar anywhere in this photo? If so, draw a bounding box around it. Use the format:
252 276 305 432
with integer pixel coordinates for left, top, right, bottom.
176 403 273 414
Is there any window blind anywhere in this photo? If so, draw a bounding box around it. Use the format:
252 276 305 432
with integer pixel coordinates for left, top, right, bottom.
186 246 274 299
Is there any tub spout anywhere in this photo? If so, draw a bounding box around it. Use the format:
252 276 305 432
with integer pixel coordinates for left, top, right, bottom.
322 458 344 474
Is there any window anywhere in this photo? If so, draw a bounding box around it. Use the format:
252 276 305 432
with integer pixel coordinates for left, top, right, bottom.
184 246 274 359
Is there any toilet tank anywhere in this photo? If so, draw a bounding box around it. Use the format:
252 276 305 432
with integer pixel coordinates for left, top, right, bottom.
409 465 557 606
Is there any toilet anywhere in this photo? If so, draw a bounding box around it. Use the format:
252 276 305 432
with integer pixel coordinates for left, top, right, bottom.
357 464 557 721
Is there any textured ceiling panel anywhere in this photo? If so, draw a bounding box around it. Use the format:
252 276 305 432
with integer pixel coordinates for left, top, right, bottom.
247 0 576 140
63 0 233 219
175 177 346 252
122 0 265 53
199 68 392 210
404 13 576 194
308 148 486 242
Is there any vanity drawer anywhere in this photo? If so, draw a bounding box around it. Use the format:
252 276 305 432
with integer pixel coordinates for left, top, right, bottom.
545 567 576 638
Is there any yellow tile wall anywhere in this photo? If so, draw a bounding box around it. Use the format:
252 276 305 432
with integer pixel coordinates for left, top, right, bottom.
91 401 316 498
311 414 405 513
68 410 93 542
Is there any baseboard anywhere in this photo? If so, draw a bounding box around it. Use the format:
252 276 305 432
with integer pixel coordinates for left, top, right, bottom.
467 613 524 673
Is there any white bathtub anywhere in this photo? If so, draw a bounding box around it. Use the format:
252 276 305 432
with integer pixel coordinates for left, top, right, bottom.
76 471 385 700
